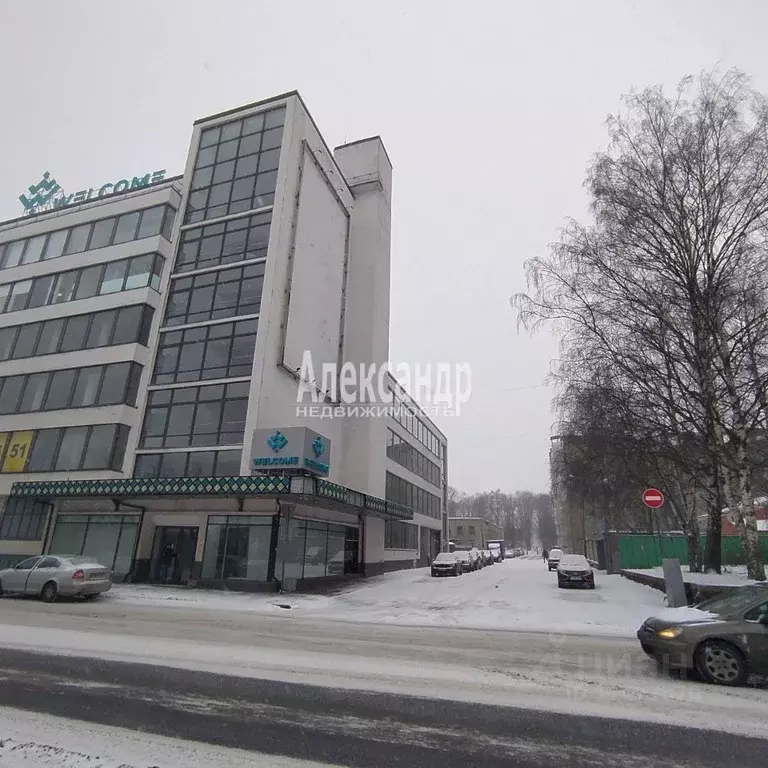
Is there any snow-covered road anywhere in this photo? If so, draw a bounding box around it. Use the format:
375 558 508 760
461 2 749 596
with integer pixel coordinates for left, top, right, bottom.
103 555 667 636
1 557 767 738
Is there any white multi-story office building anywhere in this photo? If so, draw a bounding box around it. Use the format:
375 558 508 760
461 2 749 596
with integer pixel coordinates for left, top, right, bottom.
0 91 447 589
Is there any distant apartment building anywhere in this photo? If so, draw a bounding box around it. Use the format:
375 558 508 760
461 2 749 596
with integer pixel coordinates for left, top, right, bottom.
448 517 503 549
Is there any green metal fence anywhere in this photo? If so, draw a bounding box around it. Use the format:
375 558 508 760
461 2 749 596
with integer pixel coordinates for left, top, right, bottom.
618 533 768 569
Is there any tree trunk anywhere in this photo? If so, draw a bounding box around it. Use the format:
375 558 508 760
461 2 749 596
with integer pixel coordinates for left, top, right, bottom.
735 430 766 581
687 529 701 573
703 459 722 574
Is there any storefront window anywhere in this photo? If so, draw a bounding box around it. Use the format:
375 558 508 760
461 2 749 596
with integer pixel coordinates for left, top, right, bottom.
201 515 273 581
275 519 359 580
48 514 139 577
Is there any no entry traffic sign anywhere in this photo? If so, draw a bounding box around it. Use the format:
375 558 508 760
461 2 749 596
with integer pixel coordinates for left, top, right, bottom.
642 488 664 509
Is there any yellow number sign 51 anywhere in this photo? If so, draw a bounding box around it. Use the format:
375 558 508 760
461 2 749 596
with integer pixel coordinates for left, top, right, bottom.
1 431 34 473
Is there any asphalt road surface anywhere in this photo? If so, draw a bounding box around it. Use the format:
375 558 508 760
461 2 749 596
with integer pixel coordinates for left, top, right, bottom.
1 647 767 768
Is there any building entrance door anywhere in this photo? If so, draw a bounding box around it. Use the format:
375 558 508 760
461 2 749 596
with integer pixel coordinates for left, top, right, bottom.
151 526 198 584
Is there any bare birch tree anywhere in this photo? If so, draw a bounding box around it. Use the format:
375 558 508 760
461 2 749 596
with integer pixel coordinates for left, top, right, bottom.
514 70 768 580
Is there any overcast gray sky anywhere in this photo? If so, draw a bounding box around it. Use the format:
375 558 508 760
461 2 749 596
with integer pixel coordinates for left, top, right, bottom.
3 1 768 494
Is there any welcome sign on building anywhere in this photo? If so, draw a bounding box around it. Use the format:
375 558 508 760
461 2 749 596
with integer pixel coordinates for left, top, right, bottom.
19 169 167 216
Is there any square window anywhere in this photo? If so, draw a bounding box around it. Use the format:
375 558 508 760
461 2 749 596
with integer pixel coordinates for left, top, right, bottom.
208 182 232 207
125 254 154 290
74 265 103 300
3 241 25 268
12 323 41 358
191 167 213 190
260 126 283 151
60 315 90 352
27 275 55 308
51 271 79 304
134 453 161 478
199 126 221 149
72 367 103 407
85 310 117 348
22 234 47 265
45 369 77 410
238 133 262 157
112 305 143 345
64 224 92 254
216 139 238 163
55 427 89 470
220 120 242 142
43 229 68 260
235 154 260 179
196 145 217 168
264 108 285 129
213 159 236 184
100 260 129 294
27 429 61 472
242 113 265 135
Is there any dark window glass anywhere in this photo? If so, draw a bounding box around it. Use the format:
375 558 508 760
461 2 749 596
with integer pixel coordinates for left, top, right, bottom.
82 425 116 470
150 254 164 291
196 145 217 168
43 229 68 260
86 310 117 348
242 113 264 135
27 275 54 309
60 315 90 352
0 376 24 413
134 453 161 478
90 218 116 249
161 207 175 241
214 450 241 476
200 126 220 148
19 372 50 411
113 305 143 345
55 427 89 470
138 206 164 238
12 323 41 358
72 366 102 407
113 212 141 244
64 224 91 254
45 369 77 410
0 327 16 360
7 279 32 312
3 241 25 268
137 305 154 345
22 235 47 265
187 451 215 476
51 271 79 304
99 362 130 405
216 140 238 164
27 429 60 471
74 265 103 300
160 452 187 476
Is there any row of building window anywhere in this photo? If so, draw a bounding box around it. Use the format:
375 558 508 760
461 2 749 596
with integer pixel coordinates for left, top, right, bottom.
0 253 164 315
153 319 257 385
186 108 285 224
385 471 442 520
0 205 175 272
390 389 442 458
133 449 242 478
141 382 249 449
0 304 154 362
164 261 264 327
0 424 129 474
0 498 50 541
176 212 271 274
0 361 143 415
386 428 441 488
384 519 419 550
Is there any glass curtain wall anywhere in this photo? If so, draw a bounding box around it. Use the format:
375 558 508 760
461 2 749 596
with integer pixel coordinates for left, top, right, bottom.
137 104 285 479
201 515 273 580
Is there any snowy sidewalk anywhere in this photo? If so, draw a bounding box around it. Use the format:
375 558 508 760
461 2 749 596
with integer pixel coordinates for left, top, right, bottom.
625 565 758 587
104 558 667 638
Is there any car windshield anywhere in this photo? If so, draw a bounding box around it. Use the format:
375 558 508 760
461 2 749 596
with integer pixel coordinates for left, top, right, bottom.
695 586 768 616
456 552 470 561
434 554 454 563
549 549 563 557
560 556 587 567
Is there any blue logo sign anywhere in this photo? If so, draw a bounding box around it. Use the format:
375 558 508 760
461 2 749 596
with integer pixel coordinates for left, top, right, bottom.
19 172 61 212
312 436 325 458
267 430 288 453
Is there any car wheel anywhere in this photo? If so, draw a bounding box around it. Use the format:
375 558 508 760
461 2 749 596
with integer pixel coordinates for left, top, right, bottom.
82 594 98 601
0 579 4 597
695 640 748 686
41 581 58 604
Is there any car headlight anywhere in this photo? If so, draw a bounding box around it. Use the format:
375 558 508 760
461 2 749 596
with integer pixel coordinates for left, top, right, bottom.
656 627 683 639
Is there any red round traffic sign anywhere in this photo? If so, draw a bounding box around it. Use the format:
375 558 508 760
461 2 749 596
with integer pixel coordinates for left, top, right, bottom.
642 488 664 509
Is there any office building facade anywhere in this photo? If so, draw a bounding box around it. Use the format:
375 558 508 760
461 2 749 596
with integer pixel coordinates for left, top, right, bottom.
0 91 447 589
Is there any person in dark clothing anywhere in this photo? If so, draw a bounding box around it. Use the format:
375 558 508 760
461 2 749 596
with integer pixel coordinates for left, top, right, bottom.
159 542 177 583
542 548 549 561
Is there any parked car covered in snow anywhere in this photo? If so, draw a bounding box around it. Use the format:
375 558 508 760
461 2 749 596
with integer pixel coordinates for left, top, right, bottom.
482 549 494 566
547 548 563 571
557 554 595 589
455 550 473 573
637 585 768 686
431 552 463 577
469 548 483 570
0 555 112 602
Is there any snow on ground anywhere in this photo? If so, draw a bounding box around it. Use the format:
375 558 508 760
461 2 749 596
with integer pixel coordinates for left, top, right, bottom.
0 706 336 768
105 557 667 637
627 565 758 586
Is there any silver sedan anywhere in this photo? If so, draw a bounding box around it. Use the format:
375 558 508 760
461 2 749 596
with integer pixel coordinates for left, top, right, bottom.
0 555 112 602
